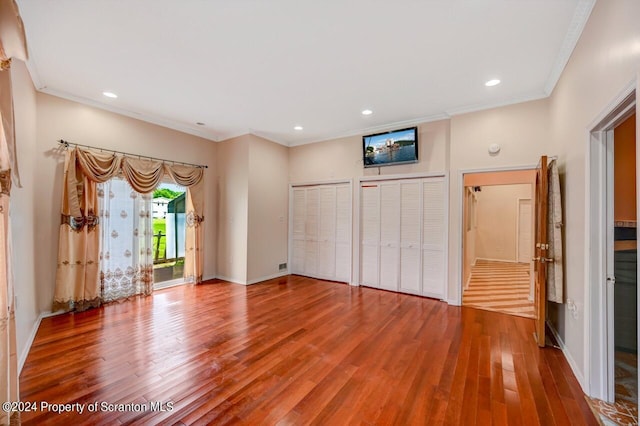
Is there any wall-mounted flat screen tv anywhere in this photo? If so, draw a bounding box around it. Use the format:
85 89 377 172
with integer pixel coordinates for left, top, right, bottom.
363 126 418 168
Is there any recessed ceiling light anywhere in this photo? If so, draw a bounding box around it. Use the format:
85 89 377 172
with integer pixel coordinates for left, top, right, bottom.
102 91 118 98
361 109 373 116
294 125 303 131
485 79 501 87
196 122 205 126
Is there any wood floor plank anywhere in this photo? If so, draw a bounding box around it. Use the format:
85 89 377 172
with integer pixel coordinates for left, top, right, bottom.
18 276 596 425
464 260 535 318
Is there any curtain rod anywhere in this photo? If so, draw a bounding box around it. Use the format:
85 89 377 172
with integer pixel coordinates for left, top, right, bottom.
58 139 208 169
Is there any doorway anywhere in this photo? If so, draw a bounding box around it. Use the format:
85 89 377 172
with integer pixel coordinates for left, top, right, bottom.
586 85 637 409
461 170 537 318
610 113 637 408
152 181 187 288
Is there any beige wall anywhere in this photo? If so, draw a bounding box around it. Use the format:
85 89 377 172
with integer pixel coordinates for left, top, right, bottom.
216 135 250 284
448 98 551 304
34 93 218 314
474 184 532 262
10 60 39 366
289 120 450 183
545 0 640 379
247 136 289 283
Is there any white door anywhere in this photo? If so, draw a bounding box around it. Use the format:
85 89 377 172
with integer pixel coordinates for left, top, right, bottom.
400 181 422 294
379 183 400 291
304 188 319 276
361 184 380 287
291 188 306 274
422 177 446 299
317 186 337 278
335 185 351 282
517 199 532 263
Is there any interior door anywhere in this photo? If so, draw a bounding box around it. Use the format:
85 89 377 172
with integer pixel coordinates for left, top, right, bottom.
534 156 549 347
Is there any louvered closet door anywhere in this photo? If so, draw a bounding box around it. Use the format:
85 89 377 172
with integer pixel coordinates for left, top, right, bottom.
399 181 421 294
360 184 380 288
335 184 351 282
291 188 306 274
317 186 337 278
379 183 400 292
304 188 319 276
422 178 446 299
290 183 352 283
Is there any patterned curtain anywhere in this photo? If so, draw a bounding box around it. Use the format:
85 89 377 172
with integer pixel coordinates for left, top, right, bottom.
0 189 17 426
98 178 153 302
185 182 204 283
0 1 27 422
53 149 101 312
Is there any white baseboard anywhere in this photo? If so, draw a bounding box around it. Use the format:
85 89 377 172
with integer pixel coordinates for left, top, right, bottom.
215 275 246 285
546 320 587 392
246 271 289 285
349 281 359 286
213 272 291 286
19 310 65 374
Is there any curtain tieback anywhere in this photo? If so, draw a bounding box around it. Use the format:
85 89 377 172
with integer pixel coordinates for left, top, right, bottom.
61 212 100 232
0 169 11 195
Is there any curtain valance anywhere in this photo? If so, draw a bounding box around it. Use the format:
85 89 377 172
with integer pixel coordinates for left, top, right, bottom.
71 146 204 199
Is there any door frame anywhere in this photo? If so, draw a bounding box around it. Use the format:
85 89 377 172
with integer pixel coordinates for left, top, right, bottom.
516 197 535 301
457 166 537 306
516 197 533 264
585 80 636 402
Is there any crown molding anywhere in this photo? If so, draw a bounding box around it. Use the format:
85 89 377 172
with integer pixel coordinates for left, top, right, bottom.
444 92 549 117
286 113 450 147
543 0 596 96
37 87 220 142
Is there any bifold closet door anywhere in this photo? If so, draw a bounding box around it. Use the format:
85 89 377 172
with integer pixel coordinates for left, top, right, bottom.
304 188 319 276
360 176 447 299
422 178 446 299
379 183 400 291
399 181 421 294
290 183 352 283
334 185 351 282
317 186 337 278
291 188 306 274
360 184 380 288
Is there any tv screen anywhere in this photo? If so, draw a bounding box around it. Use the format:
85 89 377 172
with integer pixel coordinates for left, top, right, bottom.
363 126 418 168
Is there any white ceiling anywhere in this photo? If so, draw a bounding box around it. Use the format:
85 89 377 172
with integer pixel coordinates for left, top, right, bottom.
17 0 595 146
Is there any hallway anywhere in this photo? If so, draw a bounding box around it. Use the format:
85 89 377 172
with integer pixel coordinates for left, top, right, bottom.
463 259 534 318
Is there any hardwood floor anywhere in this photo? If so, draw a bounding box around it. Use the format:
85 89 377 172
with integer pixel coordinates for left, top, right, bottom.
463 260 535 318
19 275 596 425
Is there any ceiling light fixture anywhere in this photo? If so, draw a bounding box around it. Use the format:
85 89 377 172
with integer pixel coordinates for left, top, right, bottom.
485 79 501 87
102 91 118 98
294 125 303 131
361 109 373 116
196 122 205 126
